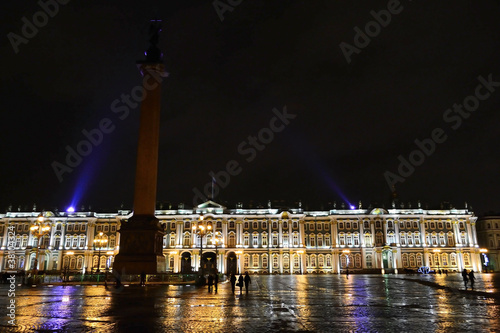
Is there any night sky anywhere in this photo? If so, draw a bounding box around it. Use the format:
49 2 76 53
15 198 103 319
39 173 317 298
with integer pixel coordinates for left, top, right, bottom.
2 0 500 214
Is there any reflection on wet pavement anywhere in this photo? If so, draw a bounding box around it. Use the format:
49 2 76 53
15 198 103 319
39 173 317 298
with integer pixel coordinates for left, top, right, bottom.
1 274 499 332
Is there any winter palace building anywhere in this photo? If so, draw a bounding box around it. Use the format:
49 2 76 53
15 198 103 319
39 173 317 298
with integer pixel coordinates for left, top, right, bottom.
0 201 483 275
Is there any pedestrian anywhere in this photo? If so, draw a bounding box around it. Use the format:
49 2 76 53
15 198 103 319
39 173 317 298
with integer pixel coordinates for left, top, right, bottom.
244 272 251 293
461 269 468 289
207 274 214 292
346 268 349 278
230 273 236 294
238 274 244 294
468 270 475 289
140 271 146 286
214 273 219 292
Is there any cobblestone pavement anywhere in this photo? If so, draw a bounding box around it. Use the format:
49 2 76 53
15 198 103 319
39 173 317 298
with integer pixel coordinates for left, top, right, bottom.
1 274 499 332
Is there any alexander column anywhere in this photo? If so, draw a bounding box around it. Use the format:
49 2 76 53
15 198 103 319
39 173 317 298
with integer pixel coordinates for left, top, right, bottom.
113 21 168 274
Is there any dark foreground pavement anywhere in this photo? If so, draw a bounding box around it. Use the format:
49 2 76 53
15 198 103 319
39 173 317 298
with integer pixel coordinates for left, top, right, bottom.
1 274 499 332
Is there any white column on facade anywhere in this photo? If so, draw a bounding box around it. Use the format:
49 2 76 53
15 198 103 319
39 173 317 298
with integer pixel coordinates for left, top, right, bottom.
466 221 473 247
394 219 400 245
176 221 183 247
278 221 283 247
383 218 388 245
299 221 305 247
420 217 427 246
279 250 283 274
457 250 463 271
453 220 461 246
332 219 338 247
392 249 399 274
359 219 365 247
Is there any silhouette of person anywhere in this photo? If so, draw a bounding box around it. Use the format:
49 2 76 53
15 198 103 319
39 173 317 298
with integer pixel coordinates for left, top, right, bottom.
214 273 219 292
244 272 251 293
140 271 146 286
207 274 214 292
461 269 468 289
230 273 236 293
468 270 475 289
238 274 244 294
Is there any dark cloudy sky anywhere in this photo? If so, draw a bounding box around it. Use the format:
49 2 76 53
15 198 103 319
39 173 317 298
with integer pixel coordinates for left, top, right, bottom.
1 0 500 214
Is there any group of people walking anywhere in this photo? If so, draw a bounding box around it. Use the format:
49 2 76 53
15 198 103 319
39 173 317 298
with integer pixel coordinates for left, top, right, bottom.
206 272 251 294
229 272 251 294
461 268 476 289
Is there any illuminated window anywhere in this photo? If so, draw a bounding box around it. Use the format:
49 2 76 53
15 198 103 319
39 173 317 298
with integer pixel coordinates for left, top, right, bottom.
375 221 381 228
282 233 289 247
229 221 235 229
407 232 413 246
252 254 259 267
228 233 236 247
216 221 222 229
253 222 258 229
416 254 423 267
387 221 393 229
317 234 323 247
431 234 438 246
340 255 347 268
262 221 267 229
450 253 457 266
183 233 191 246
244 255 249 268
252 233 259 247
402 253 408 267
317 223 322 230
244 222 249 229
400 232 406 246
366 254 372 268
409 254 416 267
318 255 324 267
293 221 298 229
273 256 279 268
310 235 316 247
355 254 361 268
262 255 268 268
447 232 454 246
364 233 372 247
464 253 471 266
346 233 352 246
292 232 299 246
171 222 176 229
262 233 268 247
74 224 79 232
77 256 84 270
310 223 315 231
272 222 278 229
339 232 345 246
310 255 317 267
79 236 86 248
169 233 175 247
243 233 249 246
326 255 332 267
68 224 73 232
294 255 300 268
460 232 467 245
387 232 395 245
364 221 369 229
353 222 358 229
439 233 446 246
353 233 359 246
375 232 383 246
325 234 331 247
272 233 278 247
339 222 344 229
346 222 350 229
414 233 421 246
283 255 289 269
441 253 448 266
283 221 288 229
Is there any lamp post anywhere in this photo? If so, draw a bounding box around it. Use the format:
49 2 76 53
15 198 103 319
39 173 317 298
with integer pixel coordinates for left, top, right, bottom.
192 216 211 277
93 232 108 274
64 251 74 282
30 213 51 276
212 234 222 275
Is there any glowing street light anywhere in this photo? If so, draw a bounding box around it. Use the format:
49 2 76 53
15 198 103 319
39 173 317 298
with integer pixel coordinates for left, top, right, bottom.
192 215 211 277
93 232 108 274
30 213 51 275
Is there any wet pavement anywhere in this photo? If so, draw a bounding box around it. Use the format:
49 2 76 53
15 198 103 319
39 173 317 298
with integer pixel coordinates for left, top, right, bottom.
1 274 499 332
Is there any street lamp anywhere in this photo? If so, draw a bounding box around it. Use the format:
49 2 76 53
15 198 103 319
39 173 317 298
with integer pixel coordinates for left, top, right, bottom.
93 232 108 274
192 216 211 277
30 213 51 275
212 234 222 274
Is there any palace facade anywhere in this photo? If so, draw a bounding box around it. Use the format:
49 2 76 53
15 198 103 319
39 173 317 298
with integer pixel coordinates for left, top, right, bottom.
0 201 483 275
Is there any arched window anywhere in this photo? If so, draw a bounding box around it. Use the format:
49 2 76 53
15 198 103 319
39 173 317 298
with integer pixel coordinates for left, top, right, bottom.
293 255 300 269
282 233 289 247
375 232 383 246
169 233 176 247
310 254 317 267
317 234 323 247
243 254 249 268
272 255 279 269
70 257 77 269
318 254 324 267
346 233 352 246
340 255 347 268
414 232 421 246
353 232 360 246
402 253 408 267
326 255 332 267
463 252 471 266
252 254 259 267
272 233 279 247
310 235 316 247
77 256 84 269
447 232 454 246
354 254 361 268
292 232 299 246
262 255 268 268
262 232 268 247
366 254 373 268
441 253 448 266
228 233 236 247
339 232 345 246
364 233 372 247
183 233 191 246
450 253 457 266
407 232 413 246
400 232 407 246
243 232 250 246
416 253 423 267
283 255 290 269
439 232 446 246
252 232 259 247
